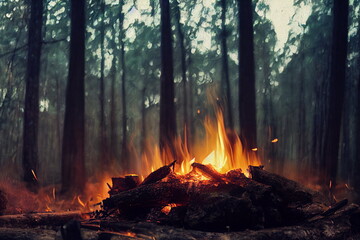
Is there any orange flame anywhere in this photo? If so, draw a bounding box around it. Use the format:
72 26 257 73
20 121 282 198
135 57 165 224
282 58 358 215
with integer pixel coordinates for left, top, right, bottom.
136 110 260 177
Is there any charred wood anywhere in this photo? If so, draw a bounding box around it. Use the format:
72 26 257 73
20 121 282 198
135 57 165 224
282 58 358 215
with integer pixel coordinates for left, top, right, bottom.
249 165 313 204
109 175 140 196
0 211 82 228
140 160 176 186
191 163 225 182
103 181 190 210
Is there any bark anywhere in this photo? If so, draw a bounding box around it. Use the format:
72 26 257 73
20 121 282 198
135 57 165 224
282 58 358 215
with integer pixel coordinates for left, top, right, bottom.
237 0 257 150
220 0 234 130
159 0 177 163
61 0 86 194
321 0 349 188
99 0 110 170
297 55 306 172
110 36 118 162
22 0 43 191
174 0 189 147
140 85 147 155
119 0 128 169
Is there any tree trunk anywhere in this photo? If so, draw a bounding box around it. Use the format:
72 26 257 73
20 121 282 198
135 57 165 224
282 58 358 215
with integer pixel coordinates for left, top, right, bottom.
237 0 257 150
99 0 110 171
321 0 349 189
61 0 86 195
110 34 118 164
159 0 177 163
119 0 128 170
355 69 360 202
220 0 234 130
22 0 43 191
140 85 147 156
174 0 189 149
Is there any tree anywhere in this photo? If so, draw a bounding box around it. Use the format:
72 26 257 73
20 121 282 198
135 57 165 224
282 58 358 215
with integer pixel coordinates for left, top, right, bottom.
237 0 257 150
174 0 189 147
61 0 86 194
22 0 43 191
220 0 234 130
321 0 349 190
110 29 118 164
118 0 129 170
99 0 110 171
159 0 177 163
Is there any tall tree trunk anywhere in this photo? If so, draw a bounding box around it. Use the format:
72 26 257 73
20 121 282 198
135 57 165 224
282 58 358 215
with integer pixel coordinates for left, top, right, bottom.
220 0 234 130
322 0 349 190
298 55 306 172
119 0 128 170
140 85 147 156
159 0 177 163
355 69 360 202
61 0 86 195
99 0 110 171
110 35 118 164
174 0 189 149
22 0 43 191
237 0 257 150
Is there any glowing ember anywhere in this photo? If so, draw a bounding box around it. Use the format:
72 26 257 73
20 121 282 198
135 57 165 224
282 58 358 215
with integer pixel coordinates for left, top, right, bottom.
271 138 279 143
161 203 179 215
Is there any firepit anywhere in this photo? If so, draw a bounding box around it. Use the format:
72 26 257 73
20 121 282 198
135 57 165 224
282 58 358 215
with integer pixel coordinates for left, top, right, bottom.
1 165 360 240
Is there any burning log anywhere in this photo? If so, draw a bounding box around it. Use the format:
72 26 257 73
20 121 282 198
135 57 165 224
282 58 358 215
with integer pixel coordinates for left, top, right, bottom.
249 165 313 204
109 175 140 195
140 160 176 186
103 181 190 210
191 163 225 182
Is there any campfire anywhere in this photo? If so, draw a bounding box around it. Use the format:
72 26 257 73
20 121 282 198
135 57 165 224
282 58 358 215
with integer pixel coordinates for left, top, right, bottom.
0 111 360 240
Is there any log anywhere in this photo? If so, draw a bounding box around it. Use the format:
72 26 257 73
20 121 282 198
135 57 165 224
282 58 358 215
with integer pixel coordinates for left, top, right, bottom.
0 211 82 228
94 204 360 239
140 160 176 186
109 175 140 195
103 180 247 211
103 181 191 210
249 165 313 204
191 163 225 182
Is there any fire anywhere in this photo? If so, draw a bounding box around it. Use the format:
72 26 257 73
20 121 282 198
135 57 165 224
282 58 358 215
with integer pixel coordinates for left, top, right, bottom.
135 110 260 178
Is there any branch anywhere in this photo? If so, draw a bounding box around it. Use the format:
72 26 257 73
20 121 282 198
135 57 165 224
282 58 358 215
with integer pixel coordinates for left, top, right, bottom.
0 44 27 58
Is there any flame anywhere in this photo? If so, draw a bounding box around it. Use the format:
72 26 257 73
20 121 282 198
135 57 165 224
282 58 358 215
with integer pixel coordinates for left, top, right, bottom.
271 138 279 143
161 203 179 215
137 110 260 177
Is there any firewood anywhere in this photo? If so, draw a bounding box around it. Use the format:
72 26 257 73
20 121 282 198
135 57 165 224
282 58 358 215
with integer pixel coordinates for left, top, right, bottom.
249 165 313 204
92 205 360 240
140 160 176 186
321 198 348 216
191 163 225 182
109 175 140 196
0 211 82 228
184 193 263 231
103 181 190 210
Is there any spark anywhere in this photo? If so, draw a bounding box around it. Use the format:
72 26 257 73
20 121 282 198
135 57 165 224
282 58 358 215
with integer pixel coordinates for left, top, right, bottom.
31 169 38 181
